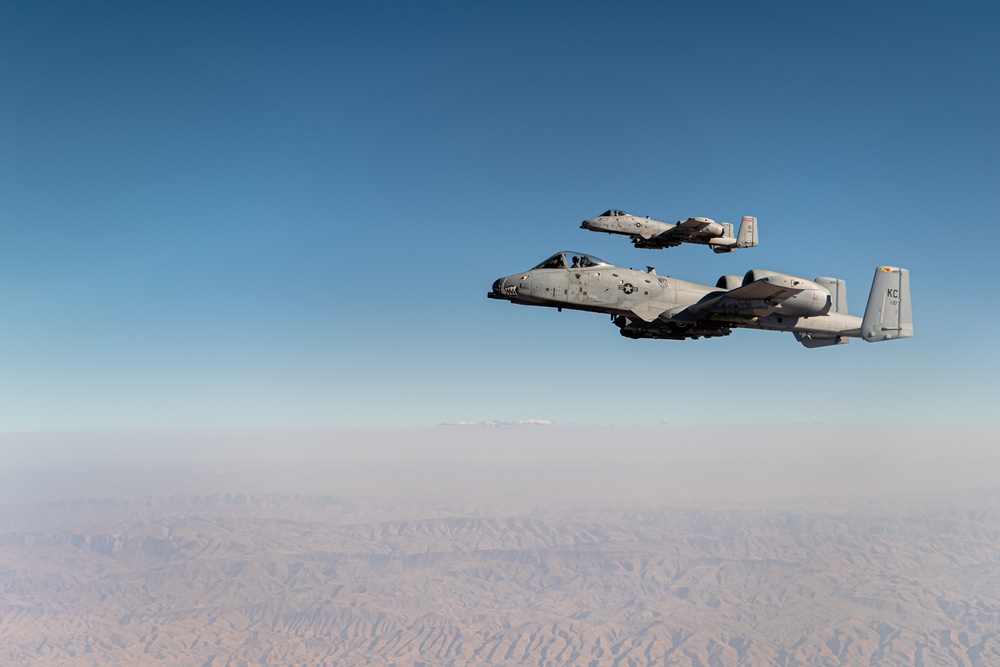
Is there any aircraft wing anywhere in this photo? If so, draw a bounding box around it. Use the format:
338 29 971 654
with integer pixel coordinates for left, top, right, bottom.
634 234 683 249
615 315 732 340
640 219 711 245
681 280 805 318
720 280 804 302
675 217 713 231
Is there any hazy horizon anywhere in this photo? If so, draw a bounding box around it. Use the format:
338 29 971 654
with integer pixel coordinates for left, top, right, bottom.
2 424 997 507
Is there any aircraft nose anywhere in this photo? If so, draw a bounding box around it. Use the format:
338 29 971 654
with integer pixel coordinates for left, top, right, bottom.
581 218 593 229
492 276 519 298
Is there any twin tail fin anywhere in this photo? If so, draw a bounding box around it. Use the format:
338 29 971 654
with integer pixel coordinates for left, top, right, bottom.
861 266 913 342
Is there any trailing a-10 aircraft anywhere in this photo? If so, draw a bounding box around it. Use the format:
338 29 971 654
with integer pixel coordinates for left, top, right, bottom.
582 210 758 252
488 251 913 348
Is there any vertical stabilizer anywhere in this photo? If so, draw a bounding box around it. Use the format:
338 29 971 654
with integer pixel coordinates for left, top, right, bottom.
861 267 913 342
815 277 848 314
736 216 758 248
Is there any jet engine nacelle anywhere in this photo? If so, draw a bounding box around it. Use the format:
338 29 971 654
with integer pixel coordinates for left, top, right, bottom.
742 270 832 317
698 220 725 237
716 275 743 290
743 269 786 284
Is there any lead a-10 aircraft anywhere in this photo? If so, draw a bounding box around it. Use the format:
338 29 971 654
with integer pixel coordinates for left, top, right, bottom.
488 251 912 348
581 210 758 252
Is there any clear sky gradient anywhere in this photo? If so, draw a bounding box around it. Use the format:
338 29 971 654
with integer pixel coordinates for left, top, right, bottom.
2 2 998 431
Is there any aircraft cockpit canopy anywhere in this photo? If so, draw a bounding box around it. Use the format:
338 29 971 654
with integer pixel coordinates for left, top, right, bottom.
600 209 629 217
531 252 611 271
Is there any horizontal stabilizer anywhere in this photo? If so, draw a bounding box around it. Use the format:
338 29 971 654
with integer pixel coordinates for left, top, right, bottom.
795 333 850 348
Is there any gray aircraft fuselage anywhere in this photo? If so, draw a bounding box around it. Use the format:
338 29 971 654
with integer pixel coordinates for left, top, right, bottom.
581 210 758 252
488 252 912 347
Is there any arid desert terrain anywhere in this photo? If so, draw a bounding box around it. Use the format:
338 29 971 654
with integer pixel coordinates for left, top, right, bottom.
2 427 999 666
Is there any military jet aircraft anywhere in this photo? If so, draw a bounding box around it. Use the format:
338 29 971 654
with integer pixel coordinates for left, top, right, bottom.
488 251 912 348
581 210 758 252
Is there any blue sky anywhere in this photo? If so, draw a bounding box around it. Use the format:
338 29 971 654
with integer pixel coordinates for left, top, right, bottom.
1 2 998 431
